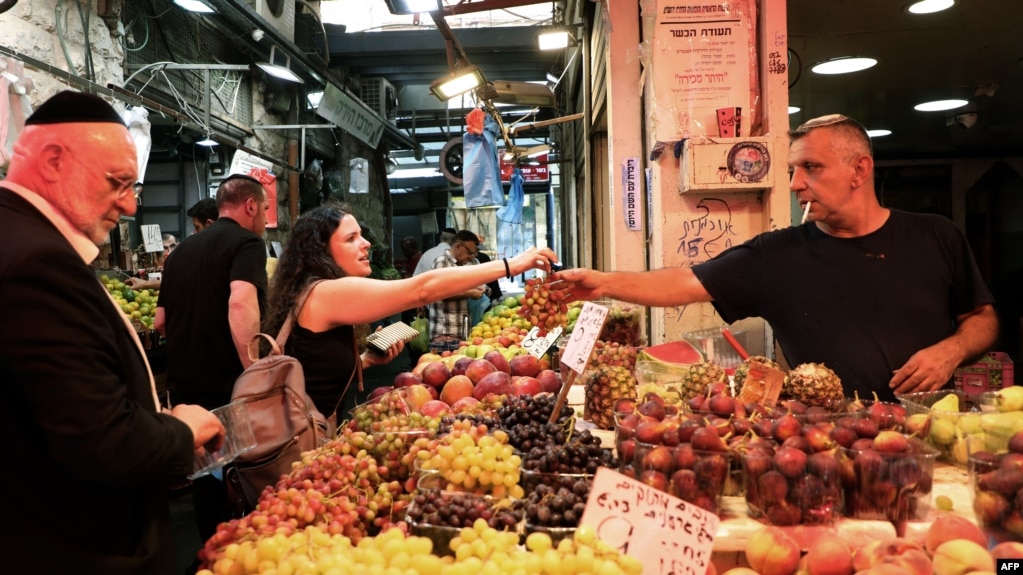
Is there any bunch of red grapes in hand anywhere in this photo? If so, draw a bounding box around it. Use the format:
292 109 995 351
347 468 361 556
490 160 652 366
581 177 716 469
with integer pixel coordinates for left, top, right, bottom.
517 274 568 336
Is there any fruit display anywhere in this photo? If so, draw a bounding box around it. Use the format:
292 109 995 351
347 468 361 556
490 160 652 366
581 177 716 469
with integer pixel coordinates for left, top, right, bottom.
899 386 1023 467
967 429 1023 542
742 440 843 526
100 275 159 331
781 362 845 408
406 488 524 555
727 518 1023 575
583 365 638 429
636 339 705 364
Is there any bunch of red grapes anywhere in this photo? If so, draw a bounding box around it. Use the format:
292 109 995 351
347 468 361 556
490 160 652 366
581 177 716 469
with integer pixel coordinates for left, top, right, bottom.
517 274 568 336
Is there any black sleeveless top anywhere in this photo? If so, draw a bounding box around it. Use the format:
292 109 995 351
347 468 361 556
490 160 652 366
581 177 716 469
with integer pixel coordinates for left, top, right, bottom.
286 322 358 417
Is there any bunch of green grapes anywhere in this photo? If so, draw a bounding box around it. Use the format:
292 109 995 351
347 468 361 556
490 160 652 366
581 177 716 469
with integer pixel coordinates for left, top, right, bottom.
416 427 524 499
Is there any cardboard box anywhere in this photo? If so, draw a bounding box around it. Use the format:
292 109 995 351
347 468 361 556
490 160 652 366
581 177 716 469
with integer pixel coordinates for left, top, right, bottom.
955 352 1014 394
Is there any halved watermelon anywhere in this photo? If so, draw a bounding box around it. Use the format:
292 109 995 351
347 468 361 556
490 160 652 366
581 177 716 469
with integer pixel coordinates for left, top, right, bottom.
638 340 704 365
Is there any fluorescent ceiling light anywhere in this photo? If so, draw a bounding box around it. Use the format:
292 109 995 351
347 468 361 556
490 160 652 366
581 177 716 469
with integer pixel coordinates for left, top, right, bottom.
173 0 216 13
811 57 877 75
307 90 324 108
538 28 572 51
866 129 892 138
908 0 954 14
383 0 441 15
788 106 801 114
430 66 486 100
914 99 968 112
196 136 218 147
257 45 304 83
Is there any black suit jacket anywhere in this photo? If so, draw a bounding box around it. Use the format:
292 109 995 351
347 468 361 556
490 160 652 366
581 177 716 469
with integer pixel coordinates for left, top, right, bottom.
0 189 196 574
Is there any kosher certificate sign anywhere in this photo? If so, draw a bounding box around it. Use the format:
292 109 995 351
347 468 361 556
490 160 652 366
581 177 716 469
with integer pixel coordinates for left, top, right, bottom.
652 0 755 142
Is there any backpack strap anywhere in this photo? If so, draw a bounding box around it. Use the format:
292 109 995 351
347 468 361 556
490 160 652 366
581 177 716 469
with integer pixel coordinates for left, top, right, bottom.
275 279 324 348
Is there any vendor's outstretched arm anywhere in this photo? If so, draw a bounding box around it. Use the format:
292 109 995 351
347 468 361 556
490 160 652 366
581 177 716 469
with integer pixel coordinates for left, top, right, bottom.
889 304 999 395
553 267 712 308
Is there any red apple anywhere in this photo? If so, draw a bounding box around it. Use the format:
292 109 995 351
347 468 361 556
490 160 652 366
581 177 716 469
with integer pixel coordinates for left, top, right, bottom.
392 372 423 388
472 371 512 400
464 359 498 384
536 369 563 393
510 376 543 396
451 356 474 377
484 350 511 374
367 385 393 401
420 361 452 389
509 354 542 378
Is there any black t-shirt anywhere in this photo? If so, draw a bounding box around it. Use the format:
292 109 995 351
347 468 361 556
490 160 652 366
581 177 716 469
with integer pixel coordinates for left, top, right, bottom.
158 217 267 408
693 210 993 401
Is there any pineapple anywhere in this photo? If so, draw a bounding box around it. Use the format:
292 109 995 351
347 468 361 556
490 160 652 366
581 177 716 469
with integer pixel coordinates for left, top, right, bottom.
782 362 845 408
584 366 637 429
679 361 728 400
734 355 782 392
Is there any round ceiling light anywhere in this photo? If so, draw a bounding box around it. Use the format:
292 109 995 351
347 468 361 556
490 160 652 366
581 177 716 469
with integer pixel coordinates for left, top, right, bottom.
914 99 968 112
811 57 878 75
907 0 954 14
866 129 892 138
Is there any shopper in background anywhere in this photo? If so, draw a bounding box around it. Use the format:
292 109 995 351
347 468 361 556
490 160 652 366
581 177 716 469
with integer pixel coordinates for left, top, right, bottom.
125 232 177 290
263 204 558 418
398 235 422 279
155 173 269 546
187 196 219 234
413 226 456 277
0 90 224 575
554 114 997 402
424 229 487 351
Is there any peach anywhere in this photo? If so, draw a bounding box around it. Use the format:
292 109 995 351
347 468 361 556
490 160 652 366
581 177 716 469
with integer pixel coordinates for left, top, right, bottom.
924 516 987 555
931 540 995 575
745 526 801 575
420 361 451 388
991 541 1023 560
419 400 451 418
852 538 929 574
720 569 760 575
464 359 498 384
805 533 854 575
449 396 480 414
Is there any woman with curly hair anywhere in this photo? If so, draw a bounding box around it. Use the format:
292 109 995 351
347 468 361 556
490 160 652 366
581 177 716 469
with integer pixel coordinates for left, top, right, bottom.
264 203 559 418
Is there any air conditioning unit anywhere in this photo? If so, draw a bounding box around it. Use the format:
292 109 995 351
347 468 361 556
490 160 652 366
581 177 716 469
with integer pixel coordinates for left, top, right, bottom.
360 77 398 121
243 0 295 43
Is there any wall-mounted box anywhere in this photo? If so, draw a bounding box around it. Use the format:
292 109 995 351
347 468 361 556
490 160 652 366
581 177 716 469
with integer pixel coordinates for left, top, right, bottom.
680 137 775 193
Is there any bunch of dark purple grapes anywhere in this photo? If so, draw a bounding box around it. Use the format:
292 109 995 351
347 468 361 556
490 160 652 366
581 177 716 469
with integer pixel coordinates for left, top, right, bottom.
525 480 591 528
521 429 617 474
406 488 523 530
497 394 576 452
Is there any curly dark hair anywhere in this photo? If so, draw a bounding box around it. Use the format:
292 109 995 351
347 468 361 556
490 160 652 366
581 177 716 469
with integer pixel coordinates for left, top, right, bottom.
263 203 354 338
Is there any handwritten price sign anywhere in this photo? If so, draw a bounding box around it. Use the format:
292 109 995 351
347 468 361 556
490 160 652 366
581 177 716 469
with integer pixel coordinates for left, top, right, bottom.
521 326 563 359
581 467 719 575
140 224 163 253
559 301 608 375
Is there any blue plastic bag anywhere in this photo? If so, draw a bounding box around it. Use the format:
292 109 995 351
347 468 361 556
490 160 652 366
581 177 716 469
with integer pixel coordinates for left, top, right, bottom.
463 112 505 208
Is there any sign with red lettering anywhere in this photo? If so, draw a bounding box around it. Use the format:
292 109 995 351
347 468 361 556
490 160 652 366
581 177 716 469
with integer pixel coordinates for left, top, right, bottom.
499 149 550 183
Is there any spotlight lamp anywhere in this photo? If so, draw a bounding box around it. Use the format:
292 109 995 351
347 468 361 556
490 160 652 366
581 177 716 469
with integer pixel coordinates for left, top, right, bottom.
383 0 441 15
257 45 304 83
538 26 574 51
430 65 486 101
173 0 216 13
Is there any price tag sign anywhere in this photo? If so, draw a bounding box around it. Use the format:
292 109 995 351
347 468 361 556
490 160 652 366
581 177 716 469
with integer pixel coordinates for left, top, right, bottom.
559 301 608 375
147 271 162 282
521 326 562 359
140 224 163 253
581 467 719 575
